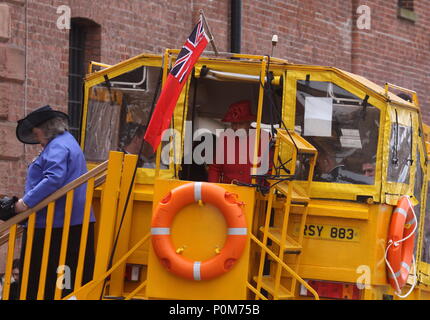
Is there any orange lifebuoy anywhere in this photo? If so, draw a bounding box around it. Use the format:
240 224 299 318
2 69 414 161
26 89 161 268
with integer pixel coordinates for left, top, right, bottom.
386 196 417 291
151 182 247 281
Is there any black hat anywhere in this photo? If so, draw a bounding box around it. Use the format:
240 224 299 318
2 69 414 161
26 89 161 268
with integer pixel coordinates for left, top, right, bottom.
16 105 69 144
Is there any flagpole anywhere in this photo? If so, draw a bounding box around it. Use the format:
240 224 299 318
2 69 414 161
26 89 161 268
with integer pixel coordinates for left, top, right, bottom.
199 9 219 56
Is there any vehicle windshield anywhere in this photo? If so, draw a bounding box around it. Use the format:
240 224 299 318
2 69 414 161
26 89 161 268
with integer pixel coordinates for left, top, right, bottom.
295 80 380 185
83 66 165 169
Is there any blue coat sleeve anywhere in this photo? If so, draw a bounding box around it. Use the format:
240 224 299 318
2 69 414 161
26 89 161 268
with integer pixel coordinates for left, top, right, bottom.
23 143 69 208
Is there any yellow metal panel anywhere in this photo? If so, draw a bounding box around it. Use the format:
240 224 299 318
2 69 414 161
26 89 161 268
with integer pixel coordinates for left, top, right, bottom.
89 151 124 299
147 179 255 300
54 190 74 300
84 54 162 86
338 70 418 110
251 57 268 182
127 200 153 266
110 154 138 296
287 202 391 286
37 201 55 300
75 178 95 290
79 84 91 150
19 213 36 300
419 262 430 285
292 199 369 220
133 184 154 201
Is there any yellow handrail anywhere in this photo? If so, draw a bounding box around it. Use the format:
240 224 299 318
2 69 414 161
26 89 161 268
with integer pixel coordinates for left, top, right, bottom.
255 137 280 297
19 214 36 299
124 280 148 300
54 190 74 300
384 82 419 107
250 233 319 300
0 160 108 234
74 178 95 291
63 232 151 300
87 61 112 74
0 225 23 247
253 129 318 300
2 224 17 300
1 159 109 300
246 282 268 300
36 202 55 299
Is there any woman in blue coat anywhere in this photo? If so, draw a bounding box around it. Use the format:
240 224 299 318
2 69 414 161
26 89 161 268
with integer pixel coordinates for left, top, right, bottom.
14 105 95 300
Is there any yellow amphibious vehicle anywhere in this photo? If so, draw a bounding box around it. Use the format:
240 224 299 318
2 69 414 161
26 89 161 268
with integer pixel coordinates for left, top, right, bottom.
1 49 430 300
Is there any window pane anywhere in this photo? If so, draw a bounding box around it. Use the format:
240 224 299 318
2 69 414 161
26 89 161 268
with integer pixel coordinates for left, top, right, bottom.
83 66 166 169
422 182 430 263
295 80 380 184
399 0 414 10
68 22 86 142
387 122 411 184
413 146 423 255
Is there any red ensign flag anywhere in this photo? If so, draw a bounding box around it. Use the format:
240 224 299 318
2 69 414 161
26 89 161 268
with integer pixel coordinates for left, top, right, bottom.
144 17 209 151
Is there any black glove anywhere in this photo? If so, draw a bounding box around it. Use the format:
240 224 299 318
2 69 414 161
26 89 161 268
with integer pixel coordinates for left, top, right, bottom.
0 196 18 221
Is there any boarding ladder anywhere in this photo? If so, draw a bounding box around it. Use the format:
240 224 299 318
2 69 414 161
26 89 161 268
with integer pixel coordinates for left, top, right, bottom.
252 128 318 299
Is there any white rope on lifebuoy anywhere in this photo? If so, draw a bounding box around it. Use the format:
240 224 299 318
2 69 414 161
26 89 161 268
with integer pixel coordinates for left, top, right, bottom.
384 196 418 299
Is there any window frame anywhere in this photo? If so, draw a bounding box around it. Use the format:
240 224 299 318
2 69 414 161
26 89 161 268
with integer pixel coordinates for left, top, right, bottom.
80 55 183 185
285 69 385 202
382 106 420 205
68 21 87 142
398 0 416 22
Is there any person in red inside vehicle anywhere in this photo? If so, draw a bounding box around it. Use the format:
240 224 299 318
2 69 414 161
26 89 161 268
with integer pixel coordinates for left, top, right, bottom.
208 100 271 184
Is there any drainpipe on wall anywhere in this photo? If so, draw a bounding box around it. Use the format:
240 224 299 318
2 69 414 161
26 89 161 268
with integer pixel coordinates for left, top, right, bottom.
24 0 28 159
230 0 241 53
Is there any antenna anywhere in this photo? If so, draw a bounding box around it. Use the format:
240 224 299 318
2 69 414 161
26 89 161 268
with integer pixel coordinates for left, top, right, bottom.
271 34 278 56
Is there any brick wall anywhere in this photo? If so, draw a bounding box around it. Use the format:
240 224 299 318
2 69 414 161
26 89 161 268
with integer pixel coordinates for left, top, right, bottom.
242 1 354 70
0 0 429 197
351 0 430 124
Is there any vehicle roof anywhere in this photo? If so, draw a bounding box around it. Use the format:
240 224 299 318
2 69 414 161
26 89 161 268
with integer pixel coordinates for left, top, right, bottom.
85 50 419 111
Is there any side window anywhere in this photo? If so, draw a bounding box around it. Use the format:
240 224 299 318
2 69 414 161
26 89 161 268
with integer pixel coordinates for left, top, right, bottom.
83 66 164 169
413 145 423 254
387 111 412 184
295 80 380 184
422 181 430 263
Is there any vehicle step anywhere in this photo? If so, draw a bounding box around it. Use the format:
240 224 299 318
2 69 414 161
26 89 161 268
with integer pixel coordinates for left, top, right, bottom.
259 227 302 254
253 275 294 299
275 182 310 203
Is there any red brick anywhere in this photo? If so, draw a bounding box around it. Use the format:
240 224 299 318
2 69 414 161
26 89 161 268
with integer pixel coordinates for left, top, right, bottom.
0 87 9 120
1 0 24 6
0 122 22 160
0 44 25 82
0 82 25 121
0 3 11 42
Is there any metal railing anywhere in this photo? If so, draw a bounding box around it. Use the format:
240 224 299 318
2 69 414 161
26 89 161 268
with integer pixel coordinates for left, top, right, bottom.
0 151 118 300
250 129 319 300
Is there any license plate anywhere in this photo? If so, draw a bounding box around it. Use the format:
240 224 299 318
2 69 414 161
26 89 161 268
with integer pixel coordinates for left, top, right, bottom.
295 224 360 242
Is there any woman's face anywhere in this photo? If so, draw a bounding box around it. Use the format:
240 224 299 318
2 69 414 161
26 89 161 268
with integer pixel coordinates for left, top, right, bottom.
231 121 251 131
32 127 48 147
